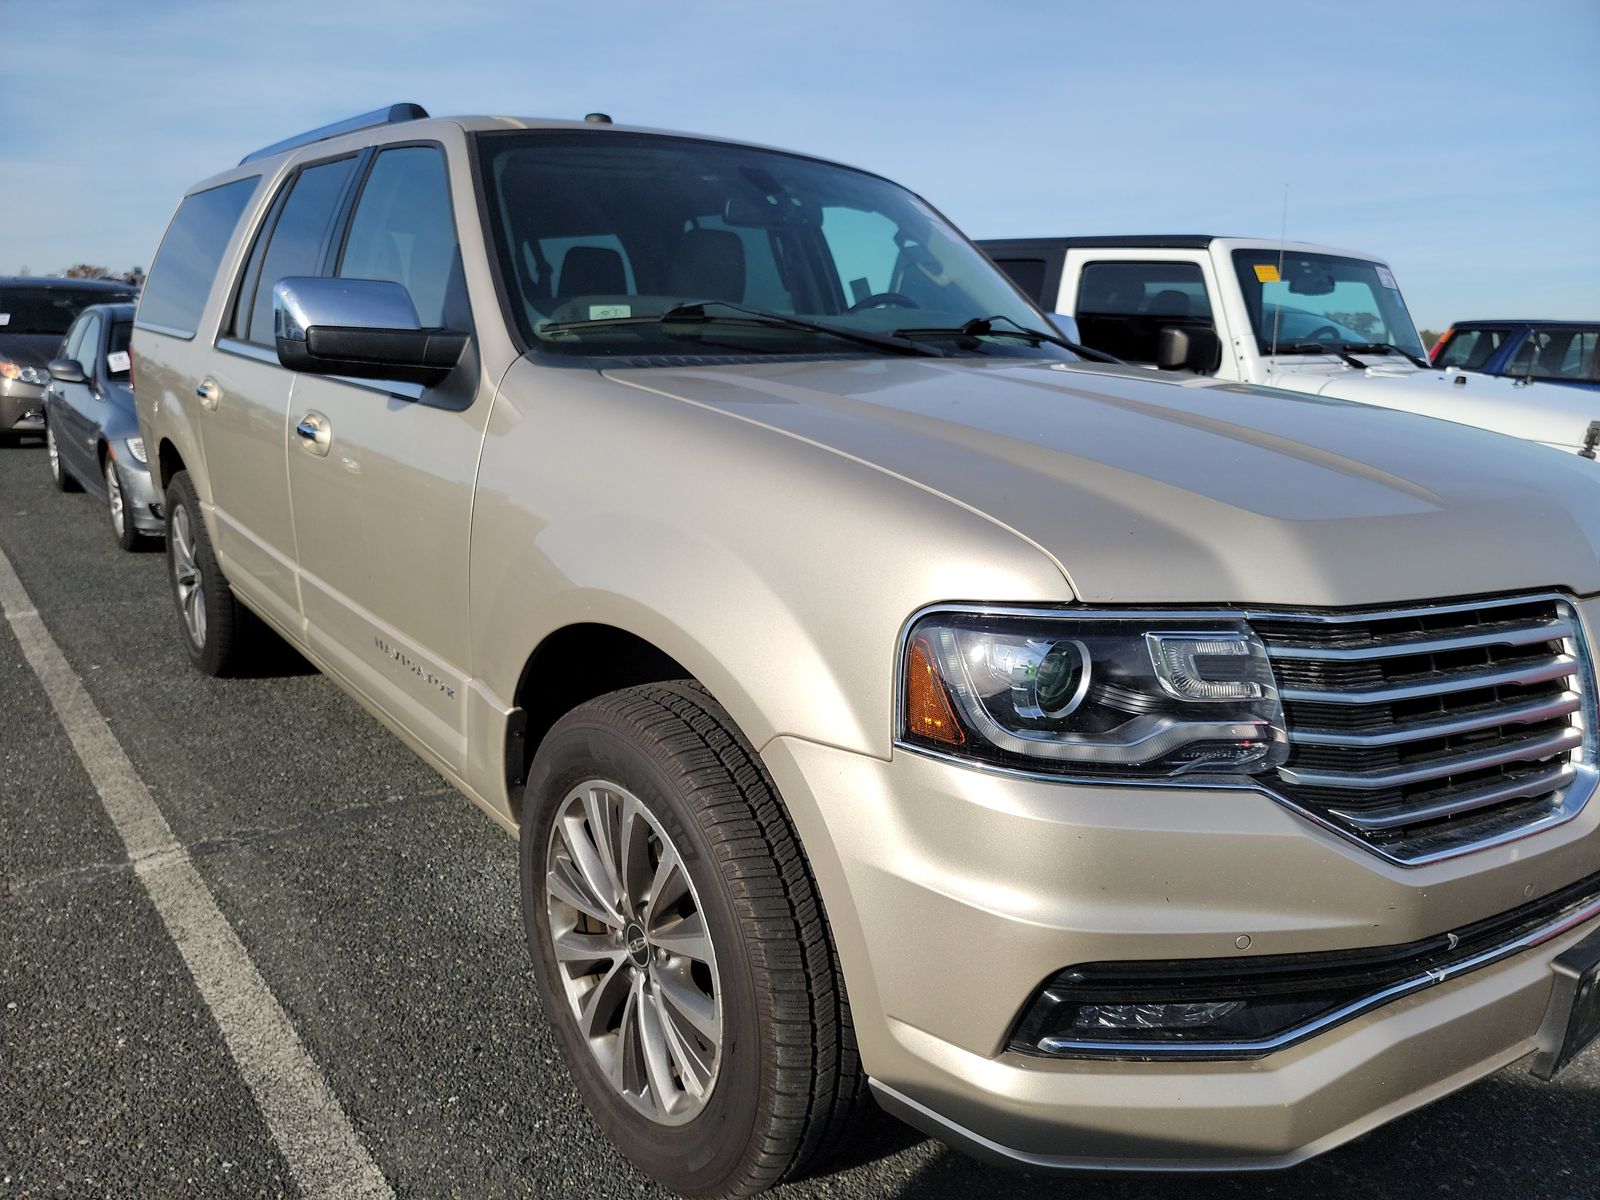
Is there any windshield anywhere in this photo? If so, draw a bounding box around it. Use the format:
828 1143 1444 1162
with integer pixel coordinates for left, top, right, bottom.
1230 250 1425 360
0 286 135 337
476 130 1063 361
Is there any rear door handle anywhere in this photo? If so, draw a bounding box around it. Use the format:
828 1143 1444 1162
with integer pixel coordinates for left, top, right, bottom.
195 377 220 410
295 411 332 457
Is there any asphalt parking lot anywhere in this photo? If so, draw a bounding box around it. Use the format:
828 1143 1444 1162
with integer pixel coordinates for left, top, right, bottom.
1 435 1596 1199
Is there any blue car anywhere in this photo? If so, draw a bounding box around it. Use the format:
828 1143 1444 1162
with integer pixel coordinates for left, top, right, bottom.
42 301 163 549
1431 320 1600 391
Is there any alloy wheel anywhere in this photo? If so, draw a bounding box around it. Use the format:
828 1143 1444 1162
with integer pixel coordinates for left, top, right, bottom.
105 458 125 537
544 780 722 1126
170 505 207 648
46 424 60 480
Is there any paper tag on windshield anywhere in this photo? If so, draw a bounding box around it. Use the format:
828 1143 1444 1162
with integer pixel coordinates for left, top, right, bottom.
0 314 9 326
1253 263 1280 283
1375 266 1398 290
107 350 131 373
588 304 631 320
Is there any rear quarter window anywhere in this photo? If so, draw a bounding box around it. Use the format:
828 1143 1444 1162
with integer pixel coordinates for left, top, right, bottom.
138 176 260 337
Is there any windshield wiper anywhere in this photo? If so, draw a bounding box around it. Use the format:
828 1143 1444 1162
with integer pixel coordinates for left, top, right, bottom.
1276 341 1373 370
537 300 944 357
1338 341 1432 369
892 315 1123 363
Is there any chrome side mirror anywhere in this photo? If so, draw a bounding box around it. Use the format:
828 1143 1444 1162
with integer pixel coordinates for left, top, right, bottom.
272 277 467 386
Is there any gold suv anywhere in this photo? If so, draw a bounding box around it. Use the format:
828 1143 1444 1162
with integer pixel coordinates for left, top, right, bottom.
131 105 1600 1197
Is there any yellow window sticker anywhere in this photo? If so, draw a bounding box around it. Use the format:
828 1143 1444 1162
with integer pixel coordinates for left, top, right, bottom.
1253 263 1280 283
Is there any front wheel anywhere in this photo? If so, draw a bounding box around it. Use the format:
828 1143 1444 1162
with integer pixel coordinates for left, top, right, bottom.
105 454 147 551
521 682 866 1198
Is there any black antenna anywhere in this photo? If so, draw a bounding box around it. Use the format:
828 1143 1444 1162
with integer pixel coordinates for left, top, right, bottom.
1268 183 1289 360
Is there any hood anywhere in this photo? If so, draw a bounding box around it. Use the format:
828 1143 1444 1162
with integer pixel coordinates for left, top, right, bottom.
0 333 63 369
605 357 1600 608
1268 357 1600 453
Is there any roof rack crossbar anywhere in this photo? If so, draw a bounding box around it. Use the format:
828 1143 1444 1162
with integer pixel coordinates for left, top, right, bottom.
239 103 430 165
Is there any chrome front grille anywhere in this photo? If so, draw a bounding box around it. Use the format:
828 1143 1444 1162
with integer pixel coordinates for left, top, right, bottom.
1253 595 1596 864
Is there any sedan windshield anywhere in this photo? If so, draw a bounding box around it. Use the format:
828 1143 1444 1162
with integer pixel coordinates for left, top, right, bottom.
476 130 1064 361
1231 249 1425 360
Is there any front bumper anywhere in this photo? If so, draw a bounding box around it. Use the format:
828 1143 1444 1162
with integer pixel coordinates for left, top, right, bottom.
112 453 166 536
760 734 1600 1168
0 378 46 431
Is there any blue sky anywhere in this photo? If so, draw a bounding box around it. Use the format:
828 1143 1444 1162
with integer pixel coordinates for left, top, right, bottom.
2 0 1595 330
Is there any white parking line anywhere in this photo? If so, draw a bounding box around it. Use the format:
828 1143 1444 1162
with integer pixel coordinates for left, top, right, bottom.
0 546 394 1200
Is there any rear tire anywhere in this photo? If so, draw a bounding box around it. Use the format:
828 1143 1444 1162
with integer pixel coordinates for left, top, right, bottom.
46 421 80 492
164 470 259 676
521 681 867 1198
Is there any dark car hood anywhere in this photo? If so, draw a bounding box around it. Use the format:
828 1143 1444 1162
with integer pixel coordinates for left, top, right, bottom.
0 334 63 368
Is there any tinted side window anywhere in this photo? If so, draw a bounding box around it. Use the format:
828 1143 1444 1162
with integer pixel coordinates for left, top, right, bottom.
1508 329 1600 381
993 258 1047 305
76 314 103 370
1435 328 1507 371
1076 261 1213 364
138 177 259 337
244 157 359 345
338 146 459 327
60 314 89 364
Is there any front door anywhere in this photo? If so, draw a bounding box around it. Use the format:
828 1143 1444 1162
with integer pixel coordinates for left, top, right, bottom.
284 143 488 773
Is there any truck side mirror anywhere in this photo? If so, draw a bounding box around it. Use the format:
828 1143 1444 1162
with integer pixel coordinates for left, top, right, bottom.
1157 326 1221 373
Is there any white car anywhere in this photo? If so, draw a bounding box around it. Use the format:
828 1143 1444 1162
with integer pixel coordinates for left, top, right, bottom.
981 235 1600 457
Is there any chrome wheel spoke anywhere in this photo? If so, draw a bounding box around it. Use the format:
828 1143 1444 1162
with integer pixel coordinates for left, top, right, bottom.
557 812 625 927
552 927 624 964
653 966 720 1044
647 910 713 964
581 785 630 916
635 980 682 1113
611 979 645 1094
644 845 689 927
547 857 618 929
577 956 632 1041
651 984 714 1098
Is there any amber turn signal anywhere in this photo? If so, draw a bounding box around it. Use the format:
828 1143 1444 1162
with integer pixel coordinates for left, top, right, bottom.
906 635 964 746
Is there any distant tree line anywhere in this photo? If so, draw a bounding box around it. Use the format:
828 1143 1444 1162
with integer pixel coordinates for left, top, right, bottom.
12 264 145 285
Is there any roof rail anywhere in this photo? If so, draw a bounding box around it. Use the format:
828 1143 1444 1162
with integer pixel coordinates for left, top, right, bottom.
238 103 430 165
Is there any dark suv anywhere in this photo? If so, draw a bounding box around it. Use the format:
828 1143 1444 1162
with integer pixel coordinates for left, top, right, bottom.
1 277 138 440
1432 320 1600 391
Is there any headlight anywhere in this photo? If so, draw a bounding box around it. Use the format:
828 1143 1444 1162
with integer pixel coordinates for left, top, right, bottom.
1 361 50 385
125 436 147 463
901 609 1288 778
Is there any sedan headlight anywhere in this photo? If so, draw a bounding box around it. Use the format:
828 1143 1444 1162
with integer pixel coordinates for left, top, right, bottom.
901 610 1288 778
0 360 49 385
124 436 147 463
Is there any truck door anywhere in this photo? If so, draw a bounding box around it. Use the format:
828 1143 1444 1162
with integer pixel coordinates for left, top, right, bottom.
284 143 489 775
1057 249 1240 379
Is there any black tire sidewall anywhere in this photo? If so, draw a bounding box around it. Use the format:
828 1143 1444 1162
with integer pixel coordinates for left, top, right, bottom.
521 713 770 1196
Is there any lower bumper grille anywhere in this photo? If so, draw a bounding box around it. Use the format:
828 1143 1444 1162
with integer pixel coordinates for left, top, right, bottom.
1254 594 1596 864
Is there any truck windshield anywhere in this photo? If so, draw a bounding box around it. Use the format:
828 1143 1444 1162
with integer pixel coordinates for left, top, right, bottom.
1231 250 1425 361
0 286 135 337
475 130 1062 361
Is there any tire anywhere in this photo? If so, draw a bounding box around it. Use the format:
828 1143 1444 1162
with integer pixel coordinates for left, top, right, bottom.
521 681 866 1198
164 470 259 675
105 453 147 551
46 420 80 492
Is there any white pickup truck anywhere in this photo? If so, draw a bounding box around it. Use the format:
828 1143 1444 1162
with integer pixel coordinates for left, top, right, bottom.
979 235 1600 457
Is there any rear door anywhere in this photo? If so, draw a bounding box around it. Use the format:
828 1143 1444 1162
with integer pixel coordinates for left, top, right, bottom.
284 141 488 772
204 153 362 632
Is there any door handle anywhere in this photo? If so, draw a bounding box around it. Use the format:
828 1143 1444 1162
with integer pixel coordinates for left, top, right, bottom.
295 411 332 457
195 377 220 410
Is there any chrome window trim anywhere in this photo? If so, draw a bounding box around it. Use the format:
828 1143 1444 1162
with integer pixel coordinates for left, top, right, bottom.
1029 883 1600 1060
893 593 1599 868
132 320 198 341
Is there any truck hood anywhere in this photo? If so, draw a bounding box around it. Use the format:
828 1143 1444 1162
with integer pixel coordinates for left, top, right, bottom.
605 357 1600 608
1266 357 1600 453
